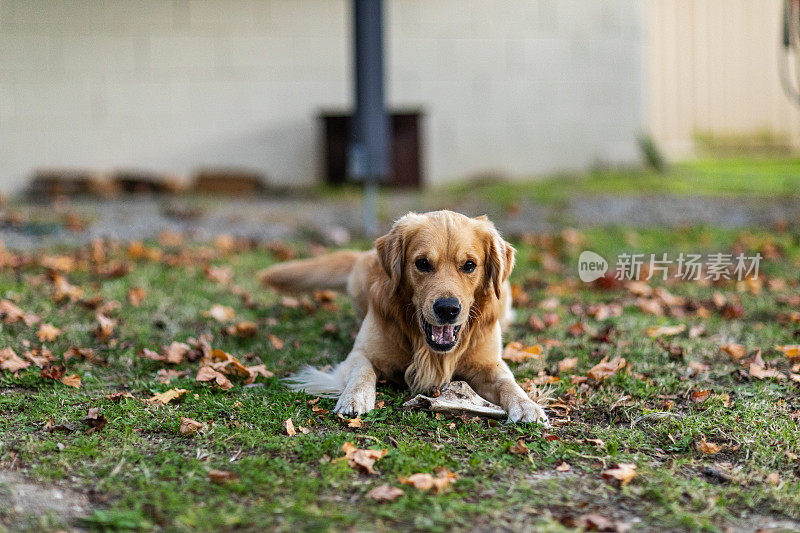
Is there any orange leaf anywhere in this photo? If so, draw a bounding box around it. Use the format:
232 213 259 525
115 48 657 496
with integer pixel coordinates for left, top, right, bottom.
721 344 746 360
179 417 203 436
284 418 297 436
601 463 637 486
775 345 800 360
502 342 543 363
0 347 30 373
341 442 387 475
37 323 61 342
196 366 234 390
60 373 81 388
587 356 626 381
696 436 723 455
398 468 458 493
690 390 711 403
366 484 404 502
148 388 189 405
204 304 235 322
208 469 238 484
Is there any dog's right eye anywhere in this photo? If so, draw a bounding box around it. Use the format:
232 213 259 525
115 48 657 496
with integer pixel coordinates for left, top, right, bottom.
414 258 433 272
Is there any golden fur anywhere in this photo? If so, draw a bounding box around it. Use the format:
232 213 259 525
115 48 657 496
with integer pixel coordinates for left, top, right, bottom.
259 210 547 423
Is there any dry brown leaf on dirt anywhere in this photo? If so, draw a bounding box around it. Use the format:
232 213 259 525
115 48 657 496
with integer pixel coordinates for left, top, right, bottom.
268 334 285 350
696 436 723 455
341 442 387 475
601 463 637 486
94 314 115 341
721 344 747 361
64 346 97 363
690 390 712 403
36 323 61 342
196 365 234 390
127 287 146 307
557 357 578 374
205 266 233 285
508 439 529 455
748 362 786 380
0 347 30 373
82 407 107 434
398 468 458 493
60 373 82 388
366 484 404 502
148 388 189 405
502 342 543 363
204 304 235 322
24 347 54 367
587 356 626 381
775 345 800 360
179 417 204 436
208 469 239 484
284 418 297 436
164 342 191 364
646 324 686 338
225 321 258 338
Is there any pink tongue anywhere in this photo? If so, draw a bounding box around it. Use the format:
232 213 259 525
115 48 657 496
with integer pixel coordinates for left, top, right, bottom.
432 325 455 344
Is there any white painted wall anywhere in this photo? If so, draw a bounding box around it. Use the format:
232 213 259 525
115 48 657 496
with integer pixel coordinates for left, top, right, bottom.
0 0 644 192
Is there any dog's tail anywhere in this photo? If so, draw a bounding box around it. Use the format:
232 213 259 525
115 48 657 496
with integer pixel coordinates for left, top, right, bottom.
284 364 347 398
259 250 363 293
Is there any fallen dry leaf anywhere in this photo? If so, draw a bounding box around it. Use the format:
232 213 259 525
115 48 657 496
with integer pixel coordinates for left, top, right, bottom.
399 468 458 493
690 390 711 403
164 342 191 364
646 324 686 338
721 343 747 360
268 334 285 350
148 388 189 405
508 439 529 455
556 462 571 472
225 321 258 338
557 357 578 374
748 362 786 380
40 365 66 380
366 484 404 502
587 356 626 381
204 304 235 322
36 323 61 342
284 418 297 436
94 314 115 341
341 442 387 475
196 366 234 390
502 342 543 363
208 469 238 484
696 436 723 455
127 287 146 307
179 417 204 436
348 417 364 428
0 347 30 373
60 373 81 388
601 463 637 486
775 345 800 360
82 407 107 434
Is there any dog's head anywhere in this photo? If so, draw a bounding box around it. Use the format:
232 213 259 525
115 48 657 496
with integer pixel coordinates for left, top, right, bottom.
375 211 515 353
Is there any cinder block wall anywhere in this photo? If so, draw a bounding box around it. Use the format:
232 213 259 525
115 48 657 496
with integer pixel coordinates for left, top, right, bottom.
0 0 644 192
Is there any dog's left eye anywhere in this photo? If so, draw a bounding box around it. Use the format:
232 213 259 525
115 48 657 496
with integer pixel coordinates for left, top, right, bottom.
461 261 477 273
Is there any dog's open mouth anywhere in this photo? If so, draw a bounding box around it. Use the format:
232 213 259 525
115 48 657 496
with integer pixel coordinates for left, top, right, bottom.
422 317 462 352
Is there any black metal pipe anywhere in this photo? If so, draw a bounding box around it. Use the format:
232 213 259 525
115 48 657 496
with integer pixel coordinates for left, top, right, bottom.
350 0 389 183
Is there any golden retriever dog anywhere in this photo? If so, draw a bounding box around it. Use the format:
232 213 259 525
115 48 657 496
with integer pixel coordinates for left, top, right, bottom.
260 210 548 424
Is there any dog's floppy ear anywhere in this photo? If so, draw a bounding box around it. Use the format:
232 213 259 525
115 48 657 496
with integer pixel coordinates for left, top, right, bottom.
485 230 516 300
375 226 405 292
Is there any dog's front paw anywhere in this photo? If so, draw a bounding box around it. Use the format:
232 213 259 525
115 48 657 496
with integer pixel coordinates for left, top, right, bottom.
506 397 549 426
333 389 375 416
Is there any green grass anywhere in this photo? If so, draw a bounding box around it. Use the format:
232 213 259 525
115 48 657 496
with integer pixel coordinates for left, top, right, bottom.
1 226 799 531
439 158 800 207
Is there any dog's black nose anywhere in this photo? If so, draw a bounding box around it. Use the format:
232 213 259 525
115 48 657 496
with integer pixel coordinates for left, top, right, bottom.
433 298 461 323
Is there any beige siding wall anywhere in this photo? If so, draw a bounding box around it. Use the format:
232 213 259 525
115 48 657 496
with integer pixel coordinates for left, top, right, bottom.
647 0 800 157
